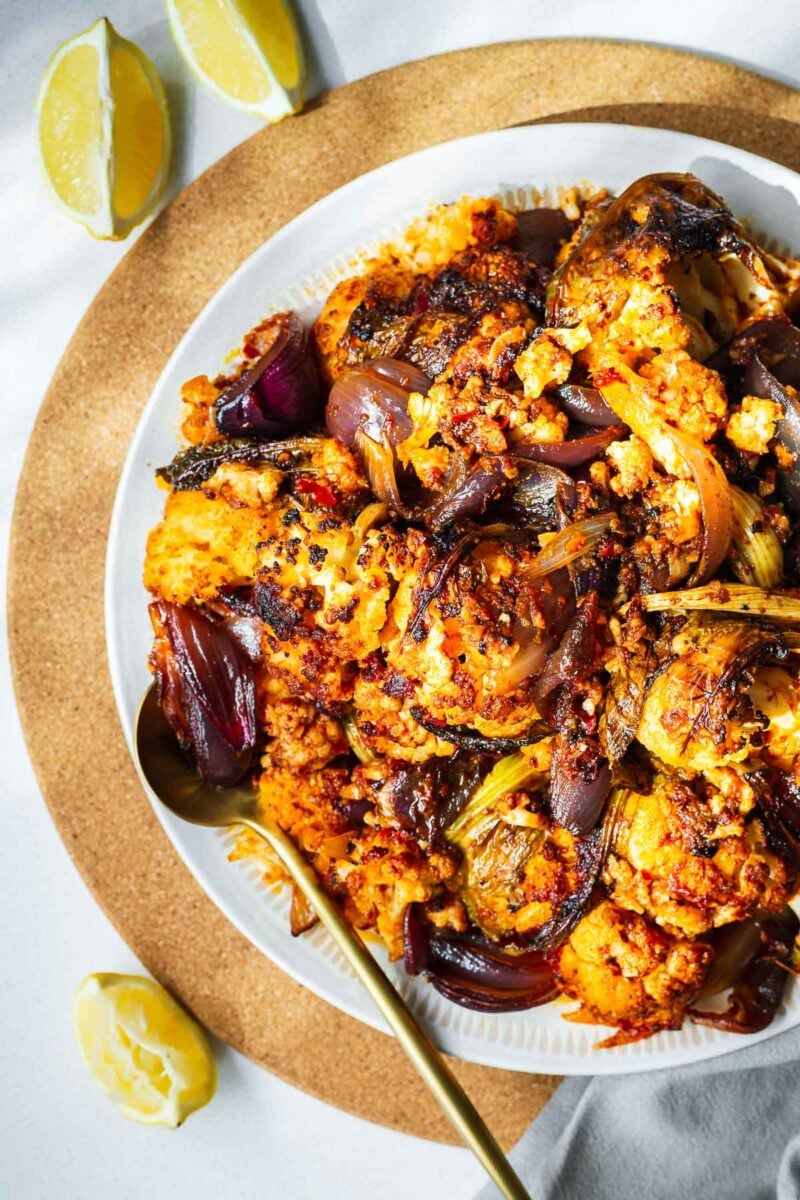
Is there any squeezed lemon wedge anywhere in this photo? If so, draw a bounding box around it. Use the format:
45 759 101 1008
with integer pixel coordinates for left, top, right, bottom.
36 18 171 240
166 0 305 121
73 973 216 1127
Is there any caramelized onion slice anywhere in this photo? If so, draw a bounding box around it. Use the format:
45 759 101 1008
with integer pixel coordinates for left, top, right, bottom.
427 456 513 532
523 513 614 581
354 428 412 517
553 384 619 427
149 602 257 786
403 908 558 1012
156 436 326 491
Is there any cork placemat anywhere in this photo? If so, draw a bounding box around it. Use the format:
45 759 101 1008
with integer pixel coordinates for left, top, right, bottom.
11 39 800 1148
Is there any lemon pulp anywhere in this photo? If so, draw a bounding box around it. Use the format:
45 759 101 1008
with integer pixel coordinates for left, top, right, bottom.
167 0 304 121
73 973 216 1126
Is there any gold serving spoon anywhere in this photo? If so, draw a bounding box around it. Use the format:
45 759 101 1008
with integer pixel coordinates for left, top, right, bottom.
135 684 531 1200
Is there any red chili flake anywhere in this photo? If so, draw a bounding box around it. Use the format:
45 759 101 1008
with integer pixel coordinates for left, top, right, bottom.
451 410 478 425
295 478 338 508
493 414 509 430
598 539 619 559
242 339 260 358
593 368 623 388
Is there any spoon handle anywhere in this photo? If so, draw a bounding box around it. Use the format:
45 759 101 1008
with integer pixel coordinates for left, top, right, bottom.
246 813 531 1200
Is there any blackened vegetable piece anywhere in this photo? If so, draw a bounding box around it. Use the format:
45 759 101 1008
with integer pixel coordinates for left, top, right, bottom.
409 707 549 755
513 425 626 468
156 436 325 491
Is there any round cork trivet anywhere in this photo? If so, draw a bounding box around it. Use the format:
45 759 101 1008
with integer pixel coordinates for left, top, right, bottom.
11 40 800 1148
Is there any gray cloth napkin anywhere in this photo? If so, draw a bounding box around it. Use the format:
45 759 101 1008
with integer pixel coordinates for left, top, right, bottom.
476 1029 800 1200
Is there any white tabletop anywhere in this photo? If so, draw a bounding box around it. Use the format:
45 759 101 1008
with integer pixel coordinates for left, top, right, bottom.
3 2 800 1196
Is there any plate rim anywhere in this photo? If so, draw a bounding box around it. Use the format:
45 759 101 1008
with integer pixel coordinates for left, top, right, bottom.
105 120 800 1075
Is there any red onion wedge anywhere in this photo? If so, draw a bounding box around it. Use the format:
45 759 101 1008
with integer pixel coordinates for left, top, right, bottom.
690 908 799 1034
513 425 626 467
553 384 619 427
149 602 257 787
214 313 321 438
427 456 513 532
403 908 559 1012
549 736 611 834
514 207 575 268
326 358 430 448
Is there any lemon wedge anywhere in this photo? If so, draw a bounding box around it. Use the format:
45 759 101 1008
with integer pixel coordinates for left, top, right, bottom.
166 0 304 122
36 18 171 240
73 973 216 1127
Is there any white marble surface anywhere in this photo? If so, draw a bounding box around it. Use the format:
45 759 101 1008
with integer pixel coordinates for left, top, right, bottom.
4 3 800 1196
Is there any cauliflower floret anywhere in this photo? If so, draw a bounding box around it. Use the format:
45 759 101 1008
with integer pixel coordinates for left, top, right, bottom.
558 900 711 1039
332 827 458 958
639 350 728 442
264 698 348 771
604 778 794 937
202 462 284 508
397 197 517 273
256 511 417 710
144 487 272 604
180 374 222 445
312 262 415 383
726 395 783 455
749 666 800 776
648 478 702 546
514 323 592 401
606 435 654 497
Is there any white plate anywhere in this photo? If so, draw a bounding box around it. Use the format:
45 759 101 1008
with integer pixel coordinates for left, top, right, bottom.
106 122 800 1075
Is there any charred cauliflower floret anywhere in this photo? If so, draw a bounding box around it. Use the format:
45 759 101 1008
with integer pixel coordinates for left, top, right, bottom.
604 777 794 937
333 826 458 960
144 483 276 605
638 350 728 442
558 900 712 1039
313 263 417 383
256 507 417 710
356 537 555 757
548 174 782 363
313 207 543 387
